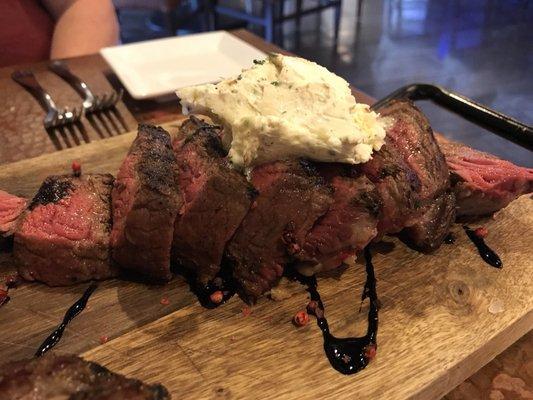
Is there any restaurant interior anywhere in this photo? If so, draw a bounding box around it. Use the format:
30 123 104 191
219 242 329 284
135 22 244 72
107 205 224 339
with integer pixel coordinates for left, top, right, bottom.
0 1 531 400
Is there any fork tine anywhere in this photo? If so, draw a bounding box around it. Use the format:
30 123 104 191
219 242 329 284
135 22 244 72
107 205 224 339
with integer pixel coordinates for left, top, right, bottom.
108 93 115 107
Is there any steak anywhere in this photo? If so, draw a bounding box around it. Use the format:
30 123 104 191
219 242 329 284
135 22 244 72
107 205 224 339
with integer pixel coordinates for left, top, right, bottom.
226 160 334 303
436 135 533 217
14 174 117 286
295 164 381 275
0 190 26 236
111 124 182 282
400 191 456 252
0 354 169 400
172 117 254 285
361 100 451 236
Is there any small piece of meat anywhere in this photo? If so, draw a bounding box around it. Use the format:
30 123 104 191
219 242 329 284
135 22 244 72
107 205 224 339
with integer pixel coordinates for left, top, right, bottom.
295 164 381 274
226 159 333 303
0 353 169 400
400 191 456 252
111 124 182 282
0 190 26 236
436 135 533 217
362 100 450 236
172 117 254 284
14 174 117 286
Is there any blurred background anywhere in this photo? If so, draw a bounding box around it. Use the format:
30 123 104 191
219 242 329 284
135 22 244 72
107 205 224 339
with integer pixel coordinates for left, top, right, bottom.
115 0 532 166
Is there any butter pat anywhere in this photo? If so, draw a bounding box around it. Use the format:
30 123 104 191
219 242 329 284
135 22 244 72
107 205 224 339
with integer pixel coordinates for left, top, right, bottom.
176 54 386 167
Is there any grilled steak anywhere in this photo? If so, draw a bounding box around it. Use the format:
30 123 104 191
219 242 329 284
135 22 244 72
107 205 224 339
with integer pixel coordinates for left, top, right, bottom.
0 354 169 400
14 174 117 286
172 117 254 284
362 100 451 236
436 135 533 217
111 124 181 282
295 164 381 274
400 191 456 252
0 190 26 237
226 160 333 303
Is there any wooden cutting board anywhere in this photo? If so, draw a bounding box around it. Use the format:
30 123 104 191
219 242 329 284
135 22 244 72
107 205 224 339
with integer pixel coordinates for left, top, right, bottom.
0 121 531 400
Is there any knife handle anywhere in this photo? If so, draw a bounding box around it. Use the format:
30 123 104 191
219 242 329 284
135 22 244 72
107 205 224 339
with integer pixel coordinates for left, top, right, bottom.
372 83 533 151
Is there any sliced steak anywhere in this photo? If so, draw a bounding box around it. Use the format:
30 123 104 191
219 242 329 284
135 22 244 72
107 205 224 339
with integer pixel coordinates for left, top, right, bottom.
172 117 254 284
14 174 117 286
295 164 381 275
436 135 533 217
226 160 333 303
400 191 456 252
361 100 450 236
0 190 26 236
0 354 169 400
111 124 181 282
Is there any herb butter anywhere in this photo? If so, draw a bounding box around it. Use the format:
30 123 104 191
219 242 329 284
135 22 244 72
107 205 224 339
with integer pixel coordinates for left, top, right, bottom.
176 54 386 167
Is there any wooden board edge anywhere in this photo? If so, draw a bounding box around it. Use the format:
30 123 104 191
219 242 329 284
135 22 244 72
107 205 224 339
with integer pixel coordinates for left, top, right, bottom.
413 309 533 400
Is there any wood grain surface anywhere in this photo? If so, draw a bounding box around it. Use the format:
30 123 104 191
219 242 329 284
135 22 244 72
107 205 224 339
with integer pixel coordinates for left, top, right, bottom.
0 119 531 399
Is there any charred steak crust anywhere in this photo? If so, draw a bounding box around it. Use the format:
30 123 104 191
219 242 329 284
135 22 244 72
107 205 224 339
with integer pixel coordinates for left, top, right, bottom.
14 174 117 286
226 159 334 303
0 354 170 400
363 100 452 249
295 165 382 272
172 117 254 284
111 124 182 282
29 178 74 210
400 190 456 252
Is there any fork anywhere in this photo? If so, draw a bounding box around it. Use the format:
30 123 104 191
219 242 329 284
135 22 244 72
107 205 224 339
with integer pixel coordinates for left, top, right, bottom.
12 70 82 129
49 60 123 113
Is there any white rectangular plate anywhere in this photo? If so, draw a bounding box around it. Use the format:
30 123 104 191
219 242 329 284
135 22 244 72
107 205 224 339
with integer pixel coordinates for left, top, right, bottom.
101 31 266 100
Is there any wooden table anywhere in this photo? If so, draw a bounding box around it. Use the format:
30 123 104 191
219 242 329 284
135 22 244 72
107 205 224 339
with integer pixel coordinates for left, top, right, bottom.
0 29 530 400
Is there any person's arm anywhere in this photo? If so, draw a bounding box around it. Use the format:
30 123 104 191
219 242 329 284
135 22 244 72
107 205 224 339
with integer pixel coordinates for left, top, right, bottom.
41 0 119 59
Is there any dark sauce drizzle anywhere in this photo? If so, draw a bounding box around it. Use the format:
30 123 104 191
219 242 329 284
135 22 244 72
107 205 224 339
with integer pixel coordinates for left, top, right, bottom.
463 226 502 268
182 264 236 309
298 247 379 375
444 233 455 244
193 277 236 309
35 283 97 357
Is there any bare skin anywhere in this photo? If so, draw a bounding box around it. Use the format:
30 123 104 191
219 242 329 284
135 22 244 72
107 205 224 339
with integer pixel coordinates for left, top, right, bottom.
42 0 119 59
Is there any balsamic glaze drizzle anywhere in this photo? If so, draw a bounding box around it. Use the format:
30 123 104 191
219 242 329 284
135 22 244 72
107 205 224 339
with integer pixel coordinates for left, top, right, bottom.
444 233 455 244
35 283 97 357
193 278 236 309
301 247 379 375
463 226 502 268
186 264 236 309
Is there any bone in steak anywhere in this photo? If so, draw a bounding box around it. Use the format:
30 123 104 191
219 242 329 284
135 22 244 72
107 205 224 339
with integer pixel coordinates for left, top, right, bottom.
111 124 182 282
0 354 169 400
0 190 26 237
172 117 255 285
14 174 117 286
436 135 533 217
226 159 334 303
295 164 381 275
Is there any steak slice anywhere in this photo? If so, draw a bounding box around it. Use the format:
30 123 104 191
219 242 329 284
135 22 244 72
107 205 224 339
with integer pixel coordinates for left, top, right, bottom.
226 160 334 303
436 135 533 217
14 174 117 286
400 191 456 252
172 117 254 285
0 190 26 237
0 354 169 400
111 124 181 282
295 164 381 275
361 100 450 236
